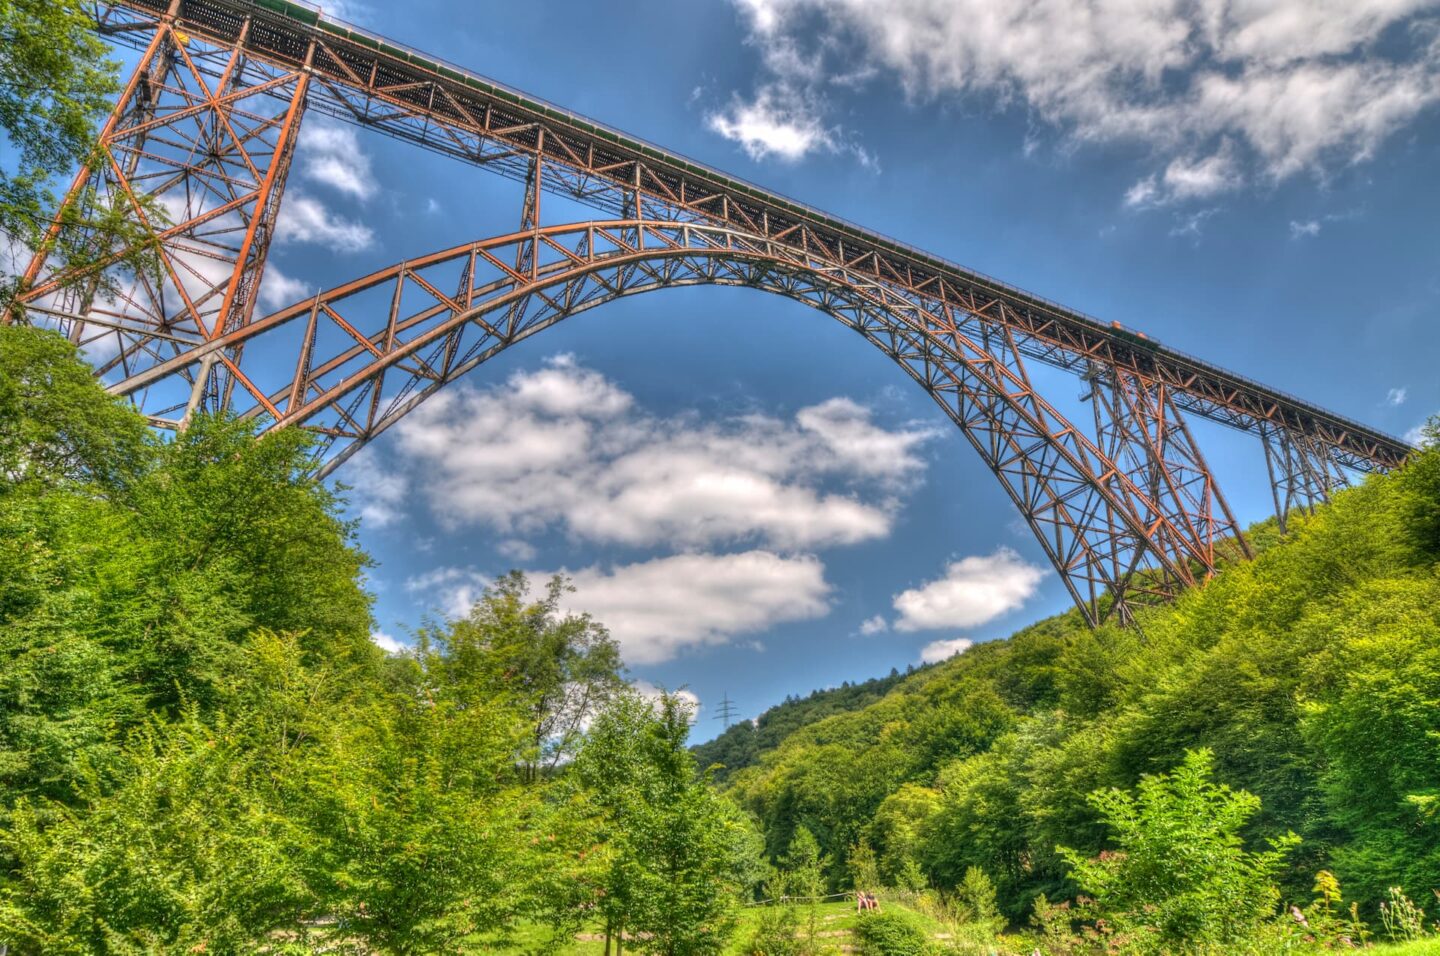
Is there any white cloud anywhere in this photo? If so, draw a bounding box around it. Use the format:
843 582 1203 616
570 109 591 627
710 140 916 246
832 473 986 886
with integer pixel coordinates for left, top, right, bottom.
1290 219 1322 239
632 679 702 721
918 636 972 664
258 264 310 310
557 551 831 665
1169 208 1219 239
496 538 538 562
299 123 376 201
317 0 370 24
1126 146 1244 207
392 355 934 550
708 87 835 162
1124 176 1160 208
719 0 1440 192
892 548 1045 631
858 614 888 635
1386 387 1409 407
343 450 408 528
370 630 406 654
406 565 490 619
1406 415 1436 446
276 195 374 252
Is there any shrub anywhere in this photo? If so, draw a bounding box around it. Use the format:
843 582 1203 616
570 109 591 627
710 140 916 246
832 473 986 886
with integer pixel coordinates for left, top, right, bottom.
854 910 930 956
1058 749 1298 952
746 904 822 956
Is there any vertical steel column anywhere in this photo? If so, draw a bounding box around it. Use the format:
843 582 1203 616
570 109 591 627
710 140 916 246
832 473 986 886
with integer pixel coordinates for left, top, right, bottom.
1089 369 1251 575
1260 421 1350 532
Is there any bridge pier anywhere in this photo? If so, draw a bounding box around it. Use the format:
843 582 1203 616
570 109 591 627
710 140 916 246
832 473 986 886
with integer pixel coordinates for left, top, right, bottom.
12 11 310 427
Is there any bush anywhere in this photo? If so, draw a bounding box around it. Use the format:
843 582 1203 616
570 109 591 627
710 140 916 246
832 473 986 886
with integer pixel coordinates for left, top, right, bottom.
854 910 930 956
746 904 822 956
1058 749 1298 952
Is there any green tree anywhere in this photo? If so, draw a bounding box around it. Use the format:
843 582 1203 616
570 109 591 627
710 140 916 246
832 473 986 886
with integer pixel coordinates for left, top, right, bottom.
0 326 149 489
1 0 161 309
569 691 756 954
781 826 828 901
849 836 881 893
300 663 533 954
0 704 311 953
425 570 624 782
1297 577 1440 908
1058 749 1298 951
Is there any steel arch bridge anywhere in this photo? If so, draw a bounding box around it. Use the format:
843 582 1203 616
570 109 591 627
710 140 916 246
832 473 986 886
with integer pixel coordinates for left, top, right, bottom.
5 0 1413 627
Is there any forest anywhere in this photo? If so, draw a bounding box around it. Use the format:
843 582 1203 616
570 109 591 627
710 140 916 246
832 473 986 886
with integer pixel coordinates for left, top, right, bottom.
3 317 1440 956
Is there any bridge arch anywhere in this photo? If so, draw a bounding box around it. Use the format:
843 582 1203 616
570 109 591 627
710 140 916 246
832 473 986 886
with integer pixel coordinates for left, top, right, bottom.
112 219 1226 626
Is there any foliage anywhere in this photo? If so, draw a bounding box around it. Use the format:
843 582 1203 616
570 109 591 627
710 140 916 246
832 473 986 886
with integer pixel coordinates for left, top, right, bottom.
852 909 930 956
782 826 829 900
714 434 1440 940
1379 887 1433 944
419 570 624 782
745 903 825 956
565 691 760 954
954 867 1004 937
0 324 149 488
694 668 913 783
849 837 881 894
1058 749 1298 950
0 0 163 309
0 327 756 953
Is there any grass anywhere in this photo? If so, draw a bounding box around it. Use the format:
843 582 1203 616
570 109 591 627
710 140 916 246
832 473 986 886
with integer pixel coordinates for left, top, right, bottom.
474 898 947 954
482 902 1440 955
1370 942 1440 955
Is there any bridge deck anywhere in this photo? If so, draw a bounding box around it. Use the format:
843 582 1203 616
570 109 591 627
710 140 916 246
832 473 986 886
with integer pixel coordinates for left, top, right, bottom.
95 0 1411 470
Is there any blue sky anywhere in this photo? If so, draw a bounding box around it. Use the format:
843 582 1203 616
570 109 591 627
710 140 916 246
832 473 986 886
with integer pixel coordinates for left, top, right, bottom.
232 0 1440 741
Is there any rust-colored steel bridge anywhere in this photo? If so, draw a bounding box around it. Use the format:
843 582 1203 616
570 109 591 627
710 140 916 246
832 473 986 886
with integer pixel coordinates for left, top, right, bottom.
6 0 1414 626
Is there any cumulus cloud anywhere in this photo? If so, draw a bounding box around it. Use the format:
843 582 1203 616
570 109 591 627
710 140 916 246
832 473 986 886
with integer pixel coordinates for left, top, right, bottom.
406 565 491 619
557 551 831 664
708 88 836 162
1406 415 1436 446
1387 387 1409 407
298 123 377 201
370 630 406 654
858 614 888 635
257 265 309 311
1290 219 1323 239
496 538 538 562
391 355 935 550
716 0 1440 198
892 548 1045 631
632 679 702 720
343 450 409 528
1127 144 1243 207
918 637 972 664
276 195 374 252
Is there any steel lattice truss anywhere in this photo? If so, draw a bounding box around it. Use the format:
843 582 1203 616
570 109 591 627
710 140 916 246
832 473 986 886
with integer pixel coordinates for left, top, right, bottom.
5 0 1416 627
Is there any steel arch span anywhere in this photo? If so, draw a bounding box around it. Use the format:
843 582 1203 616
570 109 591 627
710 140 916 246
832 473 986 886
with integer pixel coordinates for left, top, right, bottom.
105 216 1228 626
4 0 1414 628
